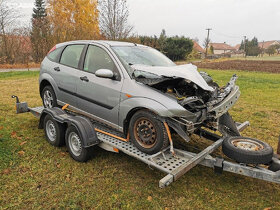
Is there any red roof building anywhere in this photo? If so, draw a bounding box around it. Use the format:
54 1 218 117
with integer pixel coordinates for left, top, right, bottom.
258 40 280 49
193 41 205 53
209 43 236 55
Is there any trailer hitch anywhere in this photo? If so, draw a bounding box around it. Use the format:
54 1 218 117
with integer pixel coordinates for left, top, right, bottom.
11 95 20 103
11 95 29 114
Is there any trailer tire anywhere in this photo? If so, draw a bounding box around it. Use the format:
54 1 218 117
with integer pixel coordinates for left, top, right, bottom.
129 110 169 155
65 126 92 162
43 114 65 147
222 136 273 164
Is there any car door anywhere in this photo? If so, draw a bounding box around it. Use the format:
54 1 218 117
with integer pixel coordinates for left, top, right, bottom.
53 44 85 107
76 44 123 128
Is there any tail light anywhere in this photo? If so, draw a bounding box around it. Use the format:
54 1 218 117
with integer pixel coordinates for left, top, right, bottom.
48 46 56 54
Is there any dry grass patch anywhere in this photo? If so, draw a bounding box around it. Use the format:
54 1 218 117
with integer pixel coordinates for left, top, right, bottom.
0 70 280 209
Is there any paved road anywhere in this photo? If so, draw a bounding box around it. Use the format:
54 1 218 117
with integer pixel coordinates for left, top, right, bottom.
0 68 39 73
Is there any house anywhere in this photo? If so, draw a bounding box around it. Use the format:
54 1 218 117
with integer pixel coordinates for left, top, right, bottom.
258 40 280 50
234 44 241 51
193 41 205 54
209 42 236 55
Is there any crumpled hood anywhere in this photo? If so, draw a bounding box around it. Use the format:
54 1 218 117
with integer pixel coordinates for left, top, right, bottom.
132 64 214 91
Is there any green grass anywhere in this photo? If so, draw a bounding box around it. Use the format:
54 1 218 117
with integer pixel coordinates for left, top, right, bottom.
234 54 280 61
1 70 280 209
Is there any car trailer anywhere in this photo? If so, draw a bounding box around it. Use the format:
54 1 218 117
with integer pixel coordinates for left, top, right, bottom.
12 95 280 188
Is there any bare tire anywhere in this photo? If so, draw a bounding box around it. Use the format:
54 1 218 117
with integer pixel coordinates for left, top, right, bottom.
43 114 65 147
42 85 58 108
129 110 169 155
222 136 273 164
65 126 92 162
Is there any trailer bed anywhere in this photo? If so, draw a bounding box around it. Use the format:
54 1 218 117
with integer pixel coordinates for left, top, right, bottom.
26 106 280 188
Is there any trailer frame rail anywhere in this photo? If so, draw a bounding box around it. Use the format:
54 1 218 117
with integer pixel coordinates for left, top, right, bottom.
13 100 280 188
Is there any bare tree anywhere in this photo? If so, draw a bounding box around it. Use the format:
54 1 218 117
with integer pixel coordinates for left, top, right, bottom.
203 37 211 49
0 0 20 63
99 0 133 40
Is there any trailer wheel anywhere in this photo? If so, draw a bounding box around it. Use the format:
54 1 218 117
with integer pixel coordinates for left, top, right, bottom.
129 110 169 155
42 85 58 108
43 114 65 147
65 126 92 162
222 136 273 164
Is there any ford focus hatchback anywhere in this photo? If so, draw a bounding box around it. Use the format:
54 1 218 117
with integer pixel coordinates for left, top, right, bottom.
39 40 240 154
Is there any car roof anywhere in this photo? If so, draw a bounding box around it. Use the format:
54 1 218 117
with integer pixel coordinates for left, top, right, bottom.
56 40 146 48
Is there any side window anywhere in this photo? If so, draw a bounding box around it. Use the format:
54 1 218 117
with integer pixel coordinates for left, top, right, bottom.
60 45 84 68
48 47 64 62
84 45 116 74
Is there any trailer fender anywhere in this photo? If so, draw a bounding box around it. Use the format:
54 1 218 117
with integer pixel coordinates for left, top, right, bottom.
38 107 66 129
67 116 99 148
39 108 99 147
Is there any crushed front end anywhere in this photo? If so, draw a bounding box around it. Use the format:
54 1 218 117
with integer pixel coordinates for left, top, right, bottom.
132 64 241 140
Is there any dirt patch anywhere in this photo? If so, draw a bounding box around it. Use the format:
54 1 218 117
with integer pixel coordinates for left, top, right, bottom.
195 60 280 73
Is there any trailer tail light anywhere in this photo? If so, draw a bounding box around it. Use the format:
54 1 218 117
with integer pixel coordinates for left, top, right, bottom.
48 46 56 54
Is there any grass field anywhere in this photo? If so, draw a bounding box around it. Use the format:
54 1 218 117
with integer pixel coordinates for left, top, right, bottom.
1 70 280 209
236 54 280 61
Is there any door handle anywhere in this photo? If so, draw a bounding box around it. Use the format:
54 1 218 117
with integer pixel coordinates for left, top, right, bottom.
80 76 89 82
54 67 60 72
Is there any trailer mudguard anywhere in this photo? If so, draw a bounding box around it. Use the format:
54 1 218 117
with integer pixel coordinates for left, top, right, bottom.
39 108 99 147
69 116 99 147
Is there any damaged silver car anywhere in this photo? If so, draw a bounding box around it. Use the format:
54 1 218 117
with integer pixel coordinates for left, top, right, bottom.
39 40 241 155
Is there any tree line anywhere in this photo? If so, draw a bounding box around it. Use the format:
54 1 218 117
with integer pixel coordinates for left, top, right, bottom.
239 37 280 57
0 0 194 66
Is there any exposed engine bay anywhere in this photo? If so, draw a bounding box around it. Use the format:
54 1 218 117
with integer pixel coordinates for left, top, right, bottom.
132 64 241 138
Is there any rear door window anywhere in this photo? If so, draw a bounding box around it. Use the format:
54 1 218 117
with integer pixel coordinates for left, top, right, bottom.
60 45 85 69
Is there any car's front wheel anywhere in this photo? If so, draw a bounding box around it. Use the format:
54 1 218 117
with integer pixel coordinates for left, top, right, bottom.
42 85 58 108
129 110 169 155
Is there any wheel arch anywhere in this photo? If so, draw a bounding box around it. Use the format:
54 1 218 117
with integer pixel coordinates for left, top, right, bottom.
123 107 151 136
40 79 52 97
39 73 58 97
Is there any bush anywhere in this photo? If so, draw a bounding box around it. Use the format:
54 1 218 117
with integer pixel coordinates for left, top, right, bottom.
163 36 193 61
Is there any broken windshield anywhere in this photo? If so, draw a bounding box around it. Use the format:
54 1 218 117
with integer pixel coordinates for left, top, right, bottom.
112 46 175 75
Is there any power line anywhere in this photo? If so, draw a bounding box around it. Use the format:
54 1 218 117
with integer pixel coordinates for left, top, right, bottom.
212 30 242 39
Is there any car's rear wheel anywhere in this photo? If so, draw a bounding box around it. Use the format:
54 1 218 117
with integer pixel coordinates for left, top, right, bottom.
129 110 169 154
42 85 58 108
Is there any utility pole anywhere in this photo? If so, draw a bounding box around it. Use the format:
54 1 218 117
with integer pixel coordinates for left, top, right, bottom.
243 36 246 58
261 40 264 57
205 28 212 58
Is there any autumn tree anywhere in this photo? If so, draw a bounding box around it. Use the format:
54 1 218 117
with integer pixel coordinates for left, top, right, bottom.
47 0 100 44
31 0 51 62
99 0 133 40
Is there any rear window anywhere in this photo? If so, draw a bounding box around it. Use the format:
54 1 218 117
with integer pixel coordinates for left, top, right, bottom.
47 47 64 62
60 45 85 68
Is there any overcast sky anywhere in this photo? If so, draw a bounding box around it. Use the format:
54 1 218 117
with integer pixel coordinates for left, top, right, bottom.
12 0 280 46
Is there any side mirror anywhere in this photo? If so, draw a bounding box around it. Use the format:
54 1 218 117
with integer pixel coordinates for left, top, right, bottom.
95 69 114 79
